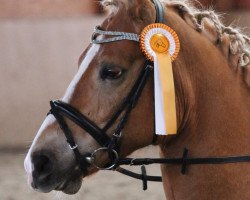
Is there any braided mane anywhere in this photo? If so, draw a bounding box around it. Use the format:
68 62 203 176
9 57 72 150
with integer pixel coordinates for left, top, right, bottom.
102 0 250 68
166 0 250 67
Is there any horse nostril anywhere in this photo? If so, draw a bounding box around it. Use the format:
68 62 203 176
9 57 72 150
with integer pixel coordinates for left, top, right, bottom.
32 154 53 179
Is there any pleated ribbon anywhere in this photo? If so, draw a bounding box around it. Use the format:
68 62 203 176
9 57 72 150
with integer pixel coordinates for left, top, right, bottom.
140 24 180 135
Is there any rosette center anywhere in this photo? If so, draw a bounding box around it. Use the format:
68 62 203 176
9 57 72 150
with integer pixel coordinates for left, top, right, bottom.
150 34 170 54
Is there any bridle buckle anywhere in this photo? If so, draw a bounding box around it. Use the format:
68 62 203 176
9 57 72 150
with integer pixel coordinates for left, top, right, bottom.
113 131 122 138
69 144 78 150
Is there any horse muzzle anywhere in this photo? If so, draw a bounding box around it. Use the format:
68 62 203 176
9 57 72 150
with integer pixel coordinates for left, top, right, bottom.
24 151 85 194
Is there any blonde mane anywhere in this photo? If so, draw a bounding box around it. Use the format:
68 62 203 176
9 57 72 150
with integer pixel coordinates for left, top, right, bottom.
102 0 250 67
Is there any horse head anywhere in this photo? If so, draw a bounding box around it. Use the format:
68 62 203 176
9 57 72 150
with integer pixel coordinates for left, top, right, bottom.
24 0 250 198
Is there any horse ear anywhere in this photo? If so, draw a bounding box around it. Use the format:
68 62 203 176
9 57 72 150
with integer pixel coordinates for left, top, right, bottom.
131 0 155 24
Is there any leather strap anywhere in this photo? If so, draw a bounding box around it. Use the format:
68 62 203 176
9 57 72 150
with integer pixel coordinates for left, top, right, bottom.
118 155 250 166
50 100 110 147
152 0 165 23
102 61 152 132
114 148 250 183
116 167 162 182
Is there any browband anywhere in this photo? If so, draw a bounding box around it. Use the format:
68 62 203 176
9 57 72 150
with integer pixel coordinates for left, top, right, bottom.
92 0 165 44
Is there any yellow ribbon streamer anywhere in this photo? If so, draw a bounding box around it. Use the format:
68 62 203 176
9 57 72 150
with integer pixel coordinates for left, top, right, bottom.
140 23 180 135
156 53 177 134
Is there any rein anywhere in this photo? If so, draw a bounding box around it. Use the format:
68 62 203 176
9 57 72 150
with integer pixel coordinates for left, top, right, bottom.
48 0 250 191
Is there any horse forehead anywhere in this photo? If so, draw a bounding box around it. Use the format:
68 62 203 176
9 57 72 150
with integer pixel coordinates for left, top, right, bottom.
102 41 140 60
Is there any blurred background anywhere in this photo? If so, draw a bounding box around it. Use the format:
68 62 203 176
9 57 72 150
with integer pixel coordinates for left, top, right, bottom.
0 0 249 199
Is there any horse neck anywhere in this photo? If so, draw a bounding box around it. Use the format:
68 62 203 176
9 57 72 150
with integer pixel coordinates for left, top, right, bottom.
160 16 250 151
180 47 250 155
159 31 250 199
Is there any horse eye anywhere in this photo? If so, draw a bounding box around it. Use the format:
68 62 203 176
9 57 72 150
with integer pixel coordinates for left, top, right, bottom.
100 67 123 80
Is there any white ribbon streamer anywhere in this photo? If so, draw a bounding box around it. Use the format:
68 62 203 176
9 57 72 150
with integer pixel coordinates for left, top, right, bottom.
143 27 178 135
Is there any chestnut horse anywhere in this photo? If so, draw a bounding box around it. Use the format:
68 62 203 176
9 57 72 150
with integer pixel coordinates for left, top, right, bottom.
24 0 250 199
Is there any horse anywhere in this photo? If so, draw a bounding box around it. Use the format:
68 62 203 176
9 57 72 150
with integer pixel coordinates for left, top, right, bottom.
24 0 250 199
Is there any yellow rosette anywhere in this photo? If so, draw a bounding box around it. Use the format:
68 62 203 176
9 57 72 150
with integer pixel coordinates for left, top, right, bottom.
140 23 180 135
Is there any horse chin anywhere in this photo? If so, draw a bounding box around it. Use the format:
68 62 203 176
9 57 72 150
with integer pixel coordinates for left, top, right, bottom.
54 165 98 195
60 177 83 195
55 167 84 195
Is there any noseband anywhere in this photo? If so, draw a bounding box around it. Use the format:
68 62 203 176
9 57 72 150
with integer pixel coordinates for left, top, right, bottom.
49 0 250 191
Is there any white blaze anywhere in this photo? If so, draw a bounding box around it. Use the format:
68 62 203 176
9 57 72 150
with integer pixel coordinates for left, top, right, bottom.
24 43 100 177
62 44 101 102
24 115 55 174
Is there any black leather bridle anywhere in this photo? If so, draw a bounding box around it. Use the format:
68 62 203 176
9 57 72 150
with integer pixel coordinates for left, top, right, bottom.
49 61 153 169
49 0 250 191
49 0 164 181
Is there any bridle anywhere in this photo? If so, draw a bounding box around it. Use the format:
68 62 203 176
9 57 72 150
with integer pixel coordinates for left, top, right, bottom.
49 61 153 170
49 0 163 182
49 0 250 191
